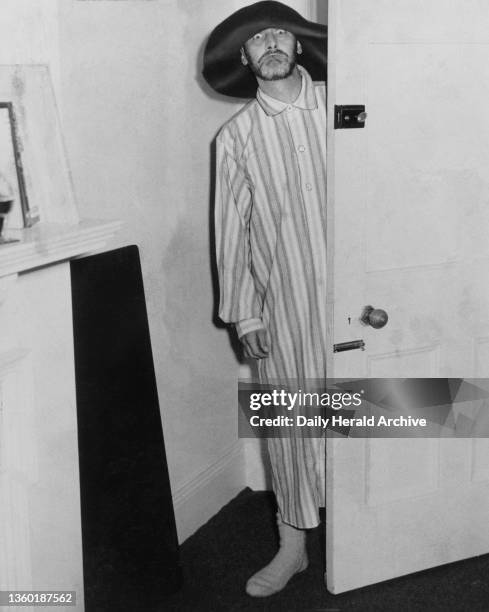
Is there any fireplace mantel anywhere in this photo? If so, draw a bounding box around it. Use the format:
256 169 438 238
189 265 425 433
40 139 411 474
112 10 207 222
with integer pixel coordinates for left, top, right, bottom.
0 220 121 607
0 219 122 279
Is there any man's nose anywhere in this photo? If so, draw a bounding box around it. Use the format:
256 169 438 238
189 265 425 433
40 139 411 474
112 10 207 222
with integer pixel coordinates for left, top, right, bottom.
264 31 278 49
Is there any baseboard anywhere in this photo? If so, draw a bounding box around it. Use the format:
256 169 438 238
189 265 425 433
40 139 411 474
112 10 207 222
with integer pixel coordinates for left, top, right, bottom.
172 441 245 543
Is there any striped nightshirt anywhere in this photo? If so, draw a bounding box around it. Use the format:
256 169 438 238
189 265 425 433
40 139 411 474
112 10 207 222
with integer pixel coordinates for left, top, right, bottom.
215 66 326 528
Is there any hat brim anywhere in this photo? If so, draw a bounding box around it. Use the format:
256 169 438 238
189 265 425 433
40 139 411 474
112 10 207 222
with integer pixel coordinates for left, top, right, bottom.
203 1 327 98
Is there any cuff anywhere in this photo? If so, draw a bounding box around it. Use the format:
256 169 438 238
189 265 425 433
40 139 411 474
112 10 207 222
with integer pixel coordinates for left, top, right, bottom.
235 318 265 339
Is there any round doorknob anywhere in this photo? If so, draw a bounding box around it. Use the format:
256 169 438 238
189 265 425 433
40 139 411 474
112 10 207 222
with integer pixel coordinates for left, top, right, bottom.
360 305 388 329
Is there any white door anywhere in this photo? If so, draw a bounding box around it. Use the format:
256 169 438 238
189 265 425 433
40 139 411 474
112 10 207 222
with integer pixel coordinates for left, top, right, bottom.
327 0 489 593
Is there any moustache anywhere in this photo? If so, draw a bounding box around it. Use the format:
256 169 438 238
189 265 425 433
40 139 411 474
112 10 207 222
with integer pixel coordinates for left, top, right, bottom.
259 50 289 64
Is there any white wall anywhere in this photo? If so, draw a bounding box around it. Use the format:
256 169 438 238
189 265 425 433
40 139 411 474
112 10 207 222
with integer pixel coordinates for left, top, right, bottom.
57 0 244 543
1 1 60 90
56 0 314 541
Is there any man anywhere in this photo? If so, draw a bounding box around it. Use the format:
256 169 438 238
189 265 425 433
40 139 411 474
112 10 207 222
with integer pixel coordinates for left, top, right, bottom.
203 1 327 597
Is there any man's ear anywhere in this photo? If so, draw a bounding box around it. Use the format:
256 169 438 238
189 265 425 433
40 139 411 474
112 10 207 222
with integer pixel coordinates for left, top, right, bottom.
240 47 248 66
297 40 303 55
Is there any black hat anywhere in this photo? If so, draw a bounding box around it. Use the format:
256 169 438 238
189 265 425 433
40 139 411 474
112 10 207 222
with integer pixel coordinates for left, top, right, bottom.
202 1 327 98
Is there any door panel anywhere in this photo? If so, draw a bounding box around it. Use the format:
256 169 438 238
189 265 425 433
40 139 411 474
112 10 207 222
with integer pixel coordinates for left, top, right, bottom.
327 0 489 593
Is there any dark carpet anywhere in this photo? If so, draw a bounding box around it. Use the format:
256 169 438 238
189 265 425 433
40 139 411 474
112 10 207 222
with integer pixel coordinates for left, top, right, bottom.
163 488 489 612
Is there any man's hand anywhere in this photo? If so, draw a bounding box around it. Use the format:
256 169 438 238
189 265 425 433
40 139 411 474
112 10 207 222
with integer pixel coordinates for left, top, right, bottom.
241 329 270 359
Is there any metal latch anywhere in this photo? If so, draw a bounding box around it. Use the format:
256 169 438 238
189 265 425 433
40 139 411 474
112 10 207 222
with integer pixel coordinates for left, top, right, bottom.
334 105 367 129
334 340 366 353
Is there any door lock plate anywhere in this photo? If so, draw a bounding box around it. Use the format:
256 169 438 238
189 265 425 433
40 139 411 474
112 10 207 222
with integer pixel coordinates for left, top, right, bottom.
334 105 367 129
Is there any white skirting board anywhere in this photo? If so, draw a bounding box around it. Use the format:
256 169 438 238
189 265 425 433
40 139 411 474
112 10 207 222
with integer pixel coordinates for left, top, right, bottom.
172 439 273 543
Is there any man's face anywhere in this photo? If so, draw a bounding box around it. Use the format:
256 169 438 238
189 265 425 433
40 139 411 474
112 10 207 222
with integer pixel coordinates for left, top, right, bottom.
241 28 301 81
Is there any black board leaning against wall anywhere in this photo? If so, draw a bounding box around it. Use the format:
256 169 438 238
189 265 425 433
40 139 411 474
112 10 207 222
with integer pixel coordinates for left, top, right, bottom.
71 246 182 611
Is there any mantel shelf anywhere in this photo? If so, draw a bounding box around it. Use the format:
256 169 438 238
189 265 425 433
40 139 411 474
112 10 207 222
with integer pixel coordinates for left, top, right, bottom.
0 219 122 278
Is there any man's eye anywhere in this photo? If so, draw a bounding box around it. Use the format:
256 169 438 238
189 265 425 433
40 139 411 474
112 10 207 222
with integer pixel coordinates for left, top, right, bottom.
253 33 262 41
277 30 286 35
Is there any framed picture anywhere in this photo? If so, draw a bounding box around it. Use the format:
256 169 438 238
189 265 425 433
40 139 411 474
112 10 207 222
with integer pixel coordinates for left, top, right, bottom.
0 102 34 230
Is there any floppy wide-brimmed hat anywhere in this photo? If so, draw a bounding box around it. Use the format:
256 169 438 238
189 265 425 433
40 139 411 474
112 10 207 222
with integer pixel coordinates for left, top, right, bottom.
202 1 327 98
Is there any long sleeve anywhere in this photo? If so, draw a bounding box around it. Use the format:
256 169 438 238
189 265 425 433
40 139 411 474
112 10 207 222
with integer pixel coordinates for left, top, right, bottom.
215 127 263 326
235 317 265 339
